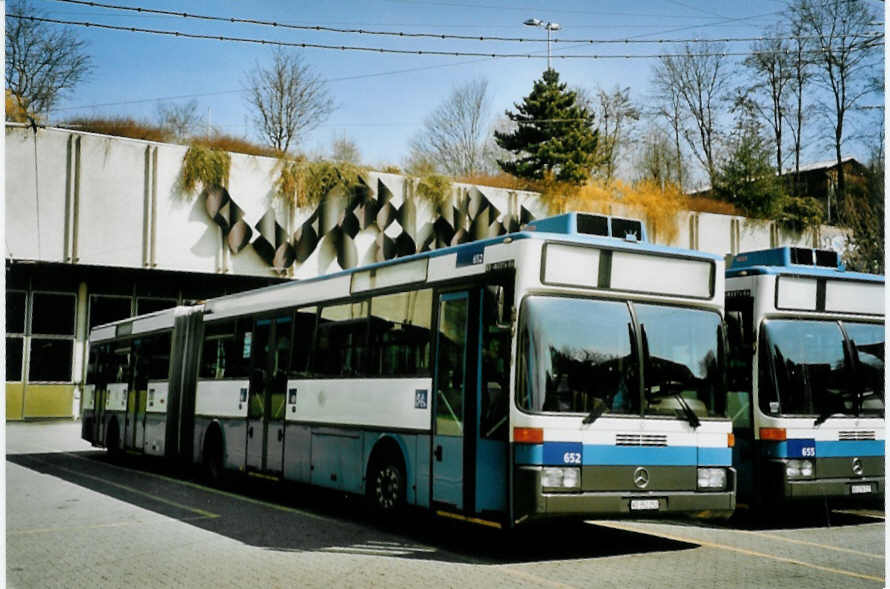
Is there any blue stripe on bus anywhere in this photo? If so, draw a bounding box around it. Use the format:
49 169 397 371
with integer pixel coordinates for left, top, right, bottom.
698 446 733 466
514 443 731 466
761 439 884 459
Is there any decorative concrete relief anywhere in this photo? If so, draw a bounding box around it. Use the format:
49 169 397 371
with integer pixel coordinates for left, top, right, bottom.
201 174 536 275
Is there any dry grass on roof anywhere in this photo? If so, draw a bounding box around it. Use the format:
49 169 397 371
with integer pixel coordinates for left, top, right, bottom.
455 173 531 191
55 116 280 158
59 116 168 142
188 134 281 158
549 179 742 244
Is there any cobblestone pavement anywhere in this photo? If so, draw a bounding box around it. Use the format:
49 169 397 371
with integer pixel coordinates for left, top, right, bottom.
6 422 886 588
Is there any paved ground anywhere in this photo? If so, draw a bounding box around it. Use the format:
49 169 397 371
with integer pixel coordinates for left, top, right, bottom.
6 422 886 588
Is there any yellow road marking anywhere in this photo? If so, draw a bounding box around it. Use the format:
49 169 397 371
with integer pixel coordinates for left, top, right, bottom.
833 509 885 521
435 510 503 529
593 521 885 585
29 456 219 519
733 528 883 559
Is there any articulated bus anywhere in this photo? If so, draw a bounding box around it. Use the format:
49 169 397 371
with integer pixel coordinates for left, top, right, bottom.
82 212 736 528
725 247 885 509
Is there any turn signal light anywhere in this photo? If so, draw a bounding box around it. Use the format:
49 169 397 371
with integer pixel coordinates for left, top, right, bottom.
513 427 544 444
760 427 787 441
727 433 735 448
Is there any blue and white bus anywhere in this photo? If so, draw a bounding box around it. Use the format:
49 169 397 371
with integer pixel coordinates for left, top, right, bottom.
725 246 884 508
82 212 736 528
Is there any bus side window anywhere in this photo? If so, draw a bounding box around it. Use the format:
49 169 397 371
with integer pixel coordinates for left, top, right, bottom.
289 307 317 377
369 289 433 377
314 301 370 377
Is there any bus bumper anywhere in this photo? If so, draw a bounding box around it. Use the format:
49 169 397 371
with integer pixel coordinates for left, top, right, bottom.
515 466 736 521
763 458 884 502
780 477 884 501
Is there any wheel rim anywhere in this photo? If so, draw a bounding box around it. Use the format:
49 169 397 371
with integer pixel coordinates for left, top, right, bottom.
375 465 401 511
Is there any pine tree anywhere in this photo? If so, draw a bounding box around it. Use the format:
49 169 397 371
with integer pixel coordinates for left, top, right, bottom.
495 69 600 185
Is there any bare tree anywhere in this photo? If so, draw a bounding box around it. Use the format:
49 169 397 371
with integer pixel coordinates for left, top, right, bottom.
741 29 793 173
636 124 685 188
790 0 881 212
244 49 334 154
654 42 731 187
409 78 492 176
156 99 205 141
786 17 814 195
5 0 92 117
330 135 361 164
651 82 687 188
592 86 640 181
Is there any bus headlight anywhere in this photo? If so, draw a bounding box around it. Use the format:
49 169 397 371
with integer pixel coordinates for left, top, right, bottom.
697 467 728 490
785 459 815 479
541 467 581 490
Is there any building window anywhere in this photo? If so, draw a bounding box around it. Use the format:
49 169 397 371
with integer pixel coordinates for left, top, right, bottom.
90 295 132 329
6 337 24 381
7 290 26 334
6 290 26 382
28 291 77 382
29 339 74 382
31 292 76 335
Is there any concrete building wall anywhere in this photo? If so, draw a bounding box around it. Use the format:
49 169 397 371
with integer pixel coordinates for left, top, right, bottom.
4 124 852 420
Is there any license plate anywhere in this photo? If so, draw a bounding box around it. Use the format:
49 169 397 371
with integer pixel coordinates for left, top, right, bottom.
630 499 660 511
851 484 873 495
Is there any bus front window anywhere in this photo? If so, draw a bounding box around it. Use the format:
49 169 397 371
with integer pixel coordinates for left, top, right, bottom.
518 297 637 415
759 320 858 417
636 304 726 418
843 322 885 416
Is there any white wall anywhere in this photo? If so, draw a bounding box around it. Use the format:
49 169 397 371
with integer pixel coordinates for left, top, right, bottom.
5 124 849 278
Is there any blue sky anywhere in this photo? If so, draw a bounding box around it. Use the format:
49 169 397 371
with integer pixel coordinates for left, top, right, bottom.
25 0 886 180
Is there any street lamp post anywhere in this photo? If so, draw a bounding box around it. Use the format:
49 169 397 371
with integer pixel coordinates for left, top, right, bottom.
523 18 561 70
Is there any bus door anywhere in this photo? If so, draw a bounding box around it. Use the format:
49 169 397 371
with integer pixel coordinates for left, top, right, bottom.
432 290 480 511
475 285 510 515
246 315 291 473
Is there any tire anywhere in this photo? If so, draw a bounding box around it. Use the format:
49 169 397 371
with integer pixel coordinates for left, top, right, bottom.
368 456 406 516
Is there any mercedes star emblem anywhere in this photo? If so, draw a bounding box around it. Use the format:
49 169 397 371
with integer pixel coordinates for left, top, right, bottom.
852 457 864 476
633 466 650 489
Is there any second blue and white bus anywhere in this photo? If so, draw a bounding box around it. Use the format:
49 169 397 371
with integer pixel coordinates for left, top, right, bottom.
725 246 884 509
82 212 736 527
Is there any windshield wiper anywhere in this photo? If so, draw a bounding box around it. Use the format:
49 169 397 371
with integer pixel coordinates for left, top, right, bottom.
674 394 701 429
582 398 607 425
814 408 837 427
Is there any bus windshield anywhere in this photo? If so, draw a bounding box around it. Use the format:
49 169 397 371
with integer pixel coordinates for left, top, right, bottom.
517 296 726 418
759 319 885 417
637 304 725 418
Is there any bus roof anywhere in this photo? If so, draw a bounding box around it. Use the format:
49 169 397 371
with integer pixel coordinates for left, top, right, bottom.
200 218 721 307
726 246 883 283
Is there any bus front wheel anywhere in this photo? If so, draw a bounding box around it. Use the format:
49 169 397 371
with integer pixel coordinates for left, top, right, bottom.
368 457 405 516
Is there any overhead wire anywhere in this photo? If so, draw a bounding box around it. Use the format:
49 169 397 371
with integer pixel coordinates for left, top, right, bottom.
8 15 882 60
44 0 882 45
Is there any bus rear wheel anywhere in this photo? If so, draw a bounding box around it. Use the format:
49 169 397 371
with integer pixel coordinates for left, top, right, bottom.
368 458 405 516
